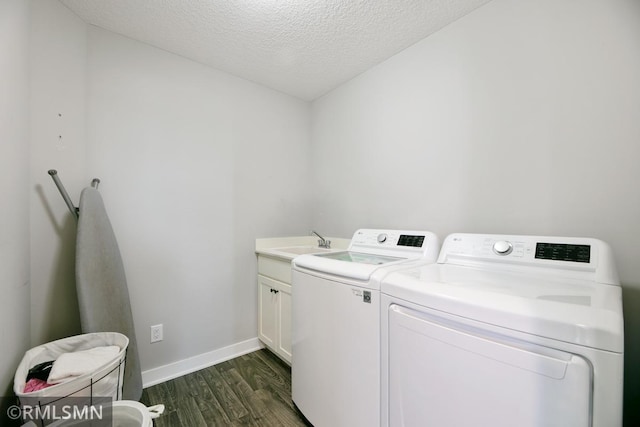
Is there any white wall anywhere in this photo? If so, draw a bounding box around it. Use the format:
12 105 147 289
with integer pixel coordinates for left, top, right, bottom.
0 0 31 399
310 0 640 422
27 7 310 377
29 0 87 346
85 27 311 371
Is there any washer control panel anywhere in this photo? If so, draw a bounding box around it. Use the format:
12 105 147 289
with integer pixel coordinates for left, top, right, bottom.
352 230 425 248
348 229 438 258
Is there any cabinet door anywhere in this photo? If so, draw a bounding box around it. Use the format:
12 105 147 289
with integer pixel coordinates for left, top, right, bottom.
258 275 278 348
277 286 292 363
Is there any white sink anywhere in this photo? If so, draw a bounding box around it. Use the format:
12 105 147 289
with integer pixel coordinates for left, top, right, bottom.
273 246 333 255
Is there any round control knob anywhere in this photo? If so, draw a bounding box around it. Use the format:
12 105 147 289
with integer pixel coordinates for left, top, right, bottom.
493 240 513 255
377 233 388 243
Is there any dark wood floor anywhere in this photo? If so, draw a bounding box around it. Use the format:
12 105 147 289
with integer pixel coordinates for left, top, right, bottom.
140 349 311 426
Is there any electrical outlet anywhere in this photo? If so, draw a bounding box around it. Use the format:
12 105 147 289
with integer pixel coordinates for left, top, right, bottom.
150 324 163 343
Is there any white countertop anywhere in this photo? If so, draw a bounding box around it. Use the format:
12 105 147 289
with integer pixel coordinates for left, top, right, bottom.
256 236 350 261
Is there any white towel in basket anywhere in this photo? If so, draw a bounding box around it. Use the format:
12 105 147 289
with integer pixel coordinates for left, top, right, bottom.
47 345 120 384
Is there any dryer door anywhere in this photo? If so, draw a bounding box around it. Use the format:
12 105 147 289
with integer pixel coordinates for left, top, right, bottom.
387 304 592 427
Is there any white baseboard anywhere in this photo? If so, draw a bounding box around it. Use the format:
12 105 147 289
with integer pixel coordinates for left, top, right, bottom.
141 337 264 388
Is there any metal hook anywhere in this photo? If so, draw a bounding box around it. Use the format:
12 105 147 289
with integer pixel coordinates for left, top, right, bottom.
48 170 79 219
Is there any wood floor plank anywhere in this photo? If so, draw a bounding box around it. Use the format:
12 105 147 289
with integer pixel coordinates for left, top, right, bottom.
162 375 186 404
194 396 231 427
250 351 290 391
173 374 199 398
188 370 234 425
175 395 208 427
140 388 150 404
141 349 308 426
199 365 249 421
254 349 292 385
227 354 264 391
220 367 277 425
143 381 178 413
251 350 298 411
214 359 235 373
230 351 290 395
255 389 310 427
153 409 181 427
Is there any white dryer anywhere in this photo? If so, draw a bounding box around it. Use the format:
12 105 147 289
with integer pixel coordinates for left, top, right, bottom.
292 229 440 427
381 233 624 427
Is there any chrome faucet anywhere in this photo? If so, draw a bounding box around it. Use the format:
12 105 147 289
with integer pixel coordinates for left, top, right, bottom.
311 231 331 249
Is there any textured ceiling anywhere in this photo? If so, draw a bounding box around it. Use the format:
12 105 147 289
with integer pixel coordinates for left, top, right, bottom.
60 0 492 100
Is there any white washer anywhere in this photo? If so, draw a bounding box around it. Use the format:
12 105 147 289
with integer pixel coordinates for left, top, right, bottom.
381 233 624 427
292 229 440 427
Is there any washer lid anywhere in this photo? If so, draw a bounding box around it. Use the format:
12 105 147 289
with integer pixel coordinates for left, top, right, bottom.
293 229 440 281
294 251 408 281
382 263 624 352
314 251 404 265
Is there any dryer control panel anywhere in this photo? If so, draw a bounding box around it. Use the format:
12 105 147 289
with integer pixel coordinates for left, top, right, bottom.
438 233 619 285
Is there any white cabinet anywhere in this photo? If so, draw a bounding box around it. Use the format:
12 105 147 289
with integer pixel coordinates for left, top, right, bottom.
257 255 293 364
255 236 350 364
